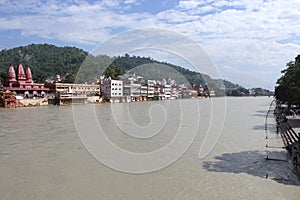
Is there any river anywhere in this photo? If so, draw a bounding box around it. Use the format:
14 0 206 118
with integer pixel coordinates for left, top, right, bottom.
0 97 299 199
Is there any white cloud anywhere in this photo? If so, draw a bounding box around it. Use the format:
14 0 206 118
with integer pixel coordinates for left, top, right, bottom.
0 0 300 89
157 9 200 23
155 0 300 89
124 0 142 5
219 63 276 89
203 38 300 89
178 0 203 10
100 0 121 8
0 0 158 45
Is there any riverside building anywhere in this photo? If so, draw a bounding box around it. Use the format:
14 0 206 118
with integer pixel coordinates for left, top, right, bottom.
3 62 49 98
99 74 199 103
45 82 100 105
101 77 123 103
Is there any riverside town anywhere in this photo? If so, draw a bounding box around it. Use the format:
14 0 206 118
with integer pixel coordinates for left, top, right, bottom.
0 62 214 107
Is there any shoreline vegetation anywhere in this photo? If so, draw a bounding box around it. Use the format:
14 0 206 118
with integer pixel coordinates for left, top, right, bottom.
275 55 300 107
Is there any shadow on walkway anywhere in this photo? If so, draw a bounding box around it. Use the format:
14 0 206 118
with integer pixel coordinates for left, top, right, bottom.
202 150 300 185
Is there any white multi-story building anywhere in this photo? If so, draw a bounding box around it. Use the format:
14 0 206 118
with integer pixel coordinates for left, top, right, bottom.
123 81 131 102
131 82 141 101
164 84 171 100
122 80 141 102
101 78 123 103
147 80 155 100
46 82 100 95
171 87 178 99
140 84 147 101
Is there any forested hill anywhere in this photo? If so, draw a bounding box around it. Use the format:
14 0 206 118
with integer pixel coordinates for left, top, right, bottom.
107 54 211 85
0 43 244 94
104 54 243 94
0 44 87 83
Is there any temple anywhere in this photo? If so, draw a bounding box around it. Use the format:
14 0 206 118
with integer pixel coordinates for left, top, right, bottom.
3 62 48 98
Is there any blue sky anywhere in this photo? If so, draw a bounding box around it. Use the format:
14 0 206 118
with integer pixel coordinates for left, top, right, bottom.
0 0 300 90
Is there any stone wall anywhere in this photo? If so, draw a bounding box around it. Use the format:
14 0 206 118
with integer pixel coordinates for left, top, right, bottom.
19 98 48 107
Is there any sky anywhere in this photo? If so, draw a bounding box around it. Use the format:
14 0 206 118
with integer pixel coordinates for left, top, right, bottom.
0 0 300 90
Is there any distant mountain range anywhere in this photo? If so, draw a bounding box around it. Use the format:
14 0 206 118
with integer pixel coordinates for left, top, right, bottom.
0 44 271 96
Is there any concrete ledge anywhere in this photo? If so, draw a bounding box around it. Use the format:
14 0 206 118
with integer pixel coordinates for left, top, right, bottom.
19 98 48 106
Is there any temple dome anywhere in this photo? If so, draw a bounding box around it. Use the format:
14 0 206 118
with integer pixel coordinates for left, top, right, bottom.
17 62 26 81
25 65 33 83
7 63 16 82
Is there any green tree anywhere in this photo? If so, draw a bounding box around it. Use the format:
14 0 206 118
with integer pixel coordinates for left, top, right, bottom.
275 56 300 105
103 65 121 79
0 71 6 85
